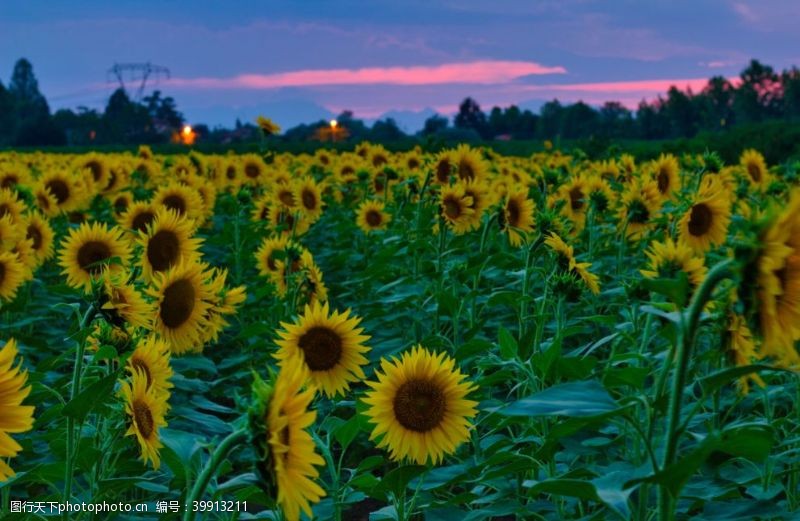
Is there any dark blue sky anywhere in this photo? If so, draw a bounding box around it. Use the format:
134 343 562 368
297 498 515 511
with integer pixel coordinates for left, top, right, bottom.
2 1 799 130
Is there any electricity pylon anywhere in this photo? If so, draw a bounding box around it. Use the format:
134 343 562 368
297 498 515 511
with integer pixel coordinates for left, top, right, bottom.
107 62 171 101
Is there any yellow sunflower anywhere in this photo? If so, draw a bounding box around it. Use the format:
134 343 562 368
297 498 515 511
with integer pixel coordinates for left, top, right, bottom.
255 235 291 276
0 215 19 251
355 200 391 233
459 178 492 232
119 201 157 235
251 359 325 521
725 314 765 394
153 183 204 221
640 237 707 288
432 150 455 185
0 338 35 481
127 335 173 397
500 188 536 247
256 116 281 135
452 144 488 183
439 185 475 235
58 222 132 293
146 261 213 355
677 189 731 253
275 301 370 397
544 233 599 295
241 154 268 185
39 171 79 213
740 149 769 188
650 154 680 200
294 177 324 223
22 212 54 265
618 178 661 241
558 175 588 232
101 274 152 329
0 188 25 224
363 345 478 465
138 208 202 282
120 368 168 469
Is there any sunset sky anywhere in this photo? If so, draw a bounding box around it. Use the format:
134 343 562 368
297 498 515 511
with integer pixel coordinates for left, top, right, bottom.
2 0 799 130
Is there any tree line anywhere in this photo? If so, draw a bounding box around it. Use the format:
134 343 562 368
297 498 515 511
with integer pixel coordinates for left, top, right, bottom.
2 58 800 147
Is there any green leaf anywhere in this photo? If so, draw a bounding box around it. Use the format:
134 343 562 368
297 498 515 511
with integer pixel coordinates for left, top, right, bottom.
640 271 689 306
526 478 597 500
500 380 621 418
498 327 517 359
720 423 774 461
698 364 797 395
374 465 426 497
62 372 119 421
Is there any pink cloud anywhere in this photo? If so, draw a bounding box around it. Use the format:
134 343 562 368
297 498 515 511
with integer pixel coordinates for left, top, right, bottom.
522 78 713 95
165 61 566 90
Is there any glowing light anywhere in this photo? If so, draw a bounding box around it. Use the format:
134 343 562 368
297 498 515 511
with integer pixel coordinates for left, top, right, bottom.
182 125 192 135
330 120 338 128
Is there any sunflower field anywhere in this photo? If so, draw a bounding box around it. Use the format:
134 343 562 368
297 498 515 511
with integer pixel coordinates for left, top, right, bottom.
0 139 799 521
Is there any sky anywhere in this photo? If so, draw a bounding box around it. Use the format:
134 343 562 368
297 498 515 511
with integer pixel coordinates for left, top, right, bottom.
2 0 799 131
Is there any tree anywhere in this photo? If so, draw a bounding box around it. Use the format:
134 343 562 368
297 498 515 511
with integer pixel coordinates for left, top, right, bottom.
370 118 406 141
598 101 633 138
421 114 448 136
0 82 14 145
734 59 782 123
697 76 735 130
9 58 49 119
664 86 698 137
538 100 564 139
454 97 490 139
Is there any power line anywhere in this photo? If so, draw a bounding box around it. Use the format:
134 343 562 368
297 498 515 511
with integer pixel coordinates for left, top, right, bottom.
106 62 170 101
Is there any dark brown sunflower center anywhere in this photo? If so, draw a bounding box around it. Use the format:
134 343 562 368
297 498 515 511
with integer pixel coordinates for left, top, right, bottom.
443 197 462 219
393 379 446 432
132 399 155 439
77 241 112 274
0 204 10 218
688 203 712 236
408 158 420 169
131 358 153 389
436 160 451 183
226 167 237 179
36 193 51 210
372 155 387 167
1 175 18 188
245 164 260 178
569 187 584 211
26 225 43 250
297 326 342 371
46 179 70 203
86 160 102 181
132 211 156 233
657 170 670 194
458 161 475 181
301 189 317 210
162 195 187 216
160 278 196 329
0 262 5 285
278 190 295 207
507 199 521 227
147 230 181 272
114 197 129 213
747 163 761 182
365 209 383 227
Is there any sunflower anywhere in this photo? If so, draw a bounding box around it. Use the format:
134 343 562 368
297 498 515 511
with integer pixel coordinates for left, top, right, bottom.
356 200 391 233
24 211 54 264
250 360 326 521
101 274 152 329
58 222 131 293
432 151 455 185
0 165 30 191
274 183 297 209
752 192 800 367
39 171 79 213
677 188 731 253
439 185 474 234
138 208 202 282
725 314 765 394
110 192 132 215
120 368 168 469
241 154 268 185
558 175 588 231
544 233 599 295
500 188 536 247
618 178 661 241
275 301 370 397
740 149 769 188
256 116 281 136
146 261 213 355
127 336 173 397
459 178 492 232
268 204 310 237
650 154 680 200
32 185 58 217
363 345 477 465
76 153 110 191
120 201 157 235
294 177 324 223
0 338 35 480
641 237 707 288
153 183 204 221
251 194 273 224
255 235 291 276
298 252 328 305
585 175 614 215
0 188 25 224
198 267 247 345
0 215 19 252
452 144 488 183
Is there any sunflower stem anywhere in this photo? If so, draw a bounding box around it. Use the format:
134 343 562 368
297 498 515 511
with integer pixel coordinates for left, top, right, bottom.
63 301 97 512
183 428 249 521
657 259 734 521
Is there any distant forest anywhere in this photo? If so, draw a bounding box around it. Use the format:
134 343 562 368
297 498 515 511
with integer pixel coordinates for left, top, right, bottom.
2 57 800 148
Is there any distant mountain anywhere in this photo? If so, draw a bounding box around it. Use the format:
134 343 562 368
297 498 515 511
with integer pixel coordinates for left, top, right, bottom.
183 99 334 129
